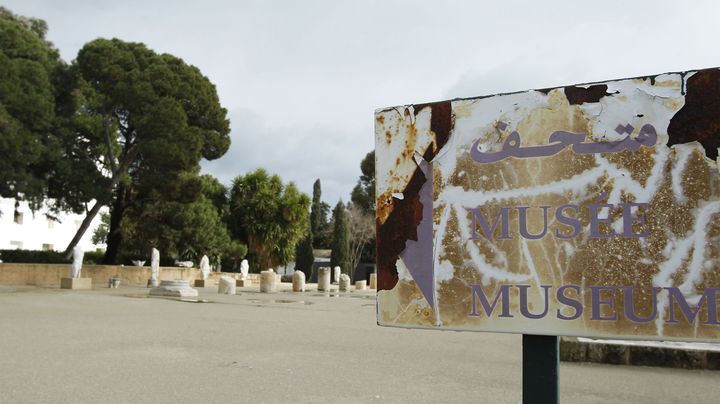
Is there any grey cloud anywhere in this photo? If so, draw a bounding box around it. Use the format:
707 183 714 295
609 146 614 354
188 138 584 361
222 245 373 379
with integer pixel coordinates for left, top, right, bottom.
4 0 720 209
201 108 369 205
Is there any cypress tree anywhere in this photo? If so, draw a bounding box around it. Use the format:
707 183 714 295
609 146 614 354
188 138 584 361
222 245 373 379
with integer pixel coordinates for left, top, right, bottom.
330 201 350 274
294 226 315 278
309 179 332 248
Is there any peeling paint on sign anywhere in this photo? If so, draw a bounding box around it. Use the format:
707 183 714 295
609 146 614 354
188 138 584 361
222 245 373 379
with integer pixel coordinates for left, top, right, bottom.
375 68 720 342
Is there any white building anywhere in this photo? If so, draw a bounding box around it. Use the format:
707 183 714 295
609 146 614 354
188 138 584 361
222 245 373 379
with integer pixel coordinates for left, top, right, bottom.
0 197 106 252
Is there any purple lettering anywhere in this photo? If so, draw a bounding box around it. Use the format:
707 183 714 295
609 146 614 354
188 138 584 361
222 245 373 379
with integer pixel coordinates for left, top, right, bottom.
469 284 513 318
517 284 551 319
623 286 657 323
589 199 617 238
666 287 720 325
556 284 583 320
554 204 582 239
620 202 650 238
517 206 550 240
590 286 618 320
469 207 511 240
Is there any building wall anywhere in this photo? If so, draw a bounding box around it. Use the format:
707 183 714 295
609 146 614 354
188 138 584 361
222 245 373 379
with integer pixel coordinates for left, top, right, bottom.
0 197 106 252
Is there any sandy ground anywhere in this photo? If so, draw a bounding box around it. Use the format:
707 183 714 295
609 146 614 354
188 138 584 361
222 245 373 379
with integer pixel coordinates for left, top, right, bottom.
0 284 718 404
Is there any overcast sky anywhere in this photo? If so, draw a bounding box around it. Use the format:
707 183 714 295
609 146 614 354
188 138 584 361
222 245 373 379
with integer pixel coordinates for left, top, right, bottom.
4 0 720 204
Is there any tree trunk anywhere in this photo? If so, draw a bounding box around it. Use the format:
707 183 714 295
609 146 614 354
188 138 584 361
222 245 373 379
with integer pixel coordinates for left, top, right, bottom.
62 144 138 260
249 237 274 271
62 201 105 260
102 182 129 264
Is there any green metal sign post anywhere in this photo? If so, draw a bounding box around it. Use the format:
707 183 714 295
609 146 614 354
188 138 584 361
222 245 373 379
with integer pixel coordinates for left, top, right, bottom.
523 334 559 404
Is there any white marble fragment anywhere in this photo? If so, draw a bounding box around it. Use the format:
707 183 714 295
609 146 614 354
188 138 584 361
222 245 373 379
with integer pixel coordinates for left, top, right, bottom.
240 259 249 279
339 274 351 291
218 276 236 294
200 255 210 280
149 280 198 298
70 246 84 278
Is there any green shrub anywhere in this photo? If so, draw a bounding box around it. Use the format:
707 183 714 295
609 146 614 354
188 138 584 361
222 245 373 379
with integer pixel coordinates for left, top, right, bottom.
0 249 67 263
83 251 105 265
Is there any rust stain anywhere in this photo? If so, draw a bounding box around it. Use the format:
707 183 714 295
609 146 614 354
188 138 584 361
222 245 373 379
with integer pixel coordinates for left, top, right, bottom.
377 101 454 292
667 68 720 161
376 157 426 291
412 101 454 153
563 84 612 105
401 123 418 160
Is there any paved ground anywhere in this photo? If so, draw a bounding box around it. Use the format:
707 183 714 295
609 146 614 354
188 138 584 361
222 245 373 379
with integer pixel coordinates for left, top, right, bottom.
0 284 718 403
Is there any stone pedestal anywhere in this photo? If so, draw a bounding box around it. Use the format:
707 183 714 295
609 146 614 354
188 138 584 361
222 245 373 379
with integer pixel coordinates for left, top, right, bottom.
61 277 92 290
147 279 159 288
339 274 351 291
355 280 367 290
218 276 236 294
149 280 199 298
194 279 213 288
317 267 331 291
292 271 305 292
108 277 121 288
260 270 276 293
369 273 377 289
236 278 252 287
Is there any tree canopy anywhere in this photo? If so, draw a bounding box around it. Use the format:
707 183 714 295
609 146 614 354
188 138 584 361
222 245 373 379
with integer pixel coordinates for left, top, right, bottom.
228 169 310 271
350 150 375 214
0 7 62 209
121 174 236 264
62 38 232 262
350 150 376 264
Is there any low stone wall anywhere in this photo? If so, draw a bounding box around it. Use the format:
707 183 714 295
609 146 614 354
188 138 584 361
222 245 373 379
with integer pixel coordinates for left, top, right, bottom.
0 263 261 288
561 337 720 370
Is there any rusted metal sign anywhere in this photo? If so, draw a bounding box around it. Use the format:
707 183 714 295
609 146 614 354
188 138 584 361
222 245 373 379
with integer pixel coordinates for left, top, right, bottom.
375 68 720 342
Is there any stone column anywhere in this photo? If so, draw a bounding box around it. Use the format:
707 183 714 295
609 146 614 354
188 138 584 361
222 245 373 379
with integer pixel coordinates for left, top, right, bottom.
148 248 160 288
292 271 305 292
260 269 277 293
369 272 377 289
333 266 341 284
339 274 351 291
355 280 367 290
317 267 331 291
